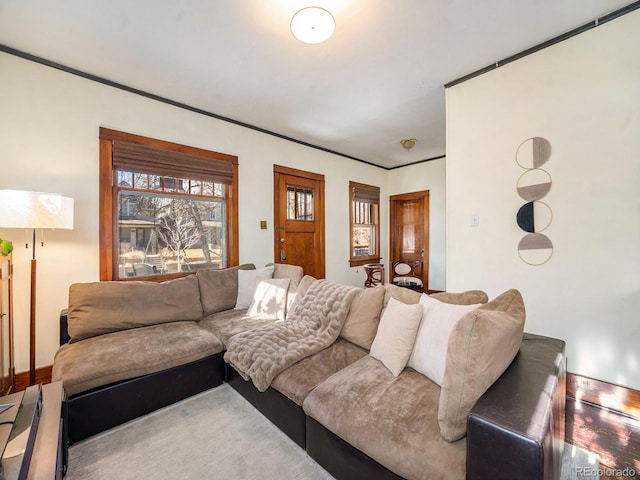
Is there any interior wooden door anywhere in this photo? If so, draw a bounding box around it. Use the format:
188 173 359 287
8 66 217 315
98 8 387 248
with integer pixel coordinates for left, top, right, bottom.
389 190 429 291
273 165 325 279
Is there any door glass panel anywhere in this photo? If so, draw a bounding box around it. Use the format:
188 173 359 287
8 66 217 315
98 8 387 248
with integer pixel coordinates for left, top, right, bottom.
286 186 314 221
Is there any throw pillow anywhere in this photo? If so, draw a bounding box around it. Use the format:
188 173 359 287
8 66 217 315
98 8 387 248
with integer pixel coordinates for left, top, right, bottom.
235 266 275 309
369 297 423 376
340 285 385 350
382 284 421 310
438 289 526 442
430 290 488 305
247 277 291 321
407 294 481 385
197 263 256 315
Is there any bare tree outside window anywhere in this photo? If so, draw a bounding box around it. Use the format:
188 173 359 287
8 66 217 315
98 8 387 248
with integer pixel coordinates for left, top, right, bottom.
117 187 225 278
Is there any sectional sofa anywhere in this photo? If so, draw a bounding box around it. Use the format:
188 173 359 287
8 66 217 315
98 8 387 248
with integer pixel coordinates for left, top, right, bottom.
52 263 566 480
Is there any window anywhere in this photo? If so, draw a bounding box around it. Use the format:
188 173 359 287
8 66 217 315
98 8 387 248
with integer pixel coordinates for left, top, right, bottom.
99 128 238 280
349 181 380 267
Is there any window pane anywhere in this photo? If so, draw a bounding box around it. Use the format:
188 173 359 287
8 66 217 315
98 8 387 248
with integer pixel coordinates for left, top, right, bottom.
117 191 226 278
203 181 214 196
286 186 314 220
133 173 148 190
353 225 374 256
190 180 202 195
149 175 162 190
213 183 224 197
117 171 133 187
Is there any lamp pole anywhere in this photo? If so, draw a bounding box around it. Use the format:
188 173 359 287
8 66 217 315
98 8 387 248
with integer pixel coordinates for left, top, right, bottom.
29 228 37 386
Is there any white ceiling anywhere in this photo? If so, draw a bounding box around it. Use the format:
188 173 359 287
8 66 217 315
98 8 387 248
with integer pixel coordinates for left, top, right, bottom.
0 0 635 168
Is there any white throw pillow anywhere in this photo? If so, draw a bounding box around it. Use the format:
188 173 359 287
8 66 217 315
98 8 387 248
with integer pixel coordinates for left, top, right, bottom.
408 293 481 385
235 266 275 309
369 297 423 376
247 277 290 321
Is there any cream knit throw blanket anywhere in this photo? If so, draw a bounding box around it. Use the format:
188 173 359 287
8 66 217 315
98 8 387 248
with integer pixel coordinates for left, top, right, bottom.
224 280 360 392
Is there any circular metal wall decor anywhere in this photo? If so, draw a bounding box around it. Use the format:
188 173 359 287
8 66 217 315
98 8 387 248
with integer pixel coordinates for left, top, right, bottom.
516 201 552 233
515 137 553 265
516 168 552 201
516 136 551 169
518 233 554 266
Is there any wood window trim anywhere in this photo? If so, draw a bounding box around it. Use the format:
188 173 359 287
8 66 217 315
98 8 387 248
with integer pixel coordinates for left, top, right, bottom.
349 181 381 267
98 127 239 281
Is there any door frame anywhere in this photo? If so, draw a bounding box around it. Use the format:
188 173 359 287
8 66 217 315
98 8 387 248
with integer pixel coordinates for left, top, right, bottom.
273 165 325 279
389 190 430 291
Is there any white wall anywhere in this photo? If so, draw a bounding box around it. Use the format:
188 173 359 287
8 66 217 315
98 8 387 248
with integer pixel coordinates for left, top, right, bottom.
388 159 446 291
0 52 388 373
446 11 640 389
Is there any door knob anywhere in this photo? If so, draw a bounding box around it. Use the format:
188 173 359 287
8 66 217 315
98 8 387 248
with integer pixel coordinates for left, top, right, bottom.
280 238 285 243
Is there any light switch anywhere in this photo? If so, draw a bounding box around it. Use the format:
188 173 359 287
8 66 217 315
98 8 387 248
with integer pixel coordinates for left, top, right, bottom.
260 220 268 230
471 213 479 226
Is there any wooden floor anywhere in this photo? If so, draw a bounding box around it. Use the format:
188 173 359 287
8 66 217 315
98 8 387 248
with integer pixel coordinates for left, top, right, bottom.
566 397 640 480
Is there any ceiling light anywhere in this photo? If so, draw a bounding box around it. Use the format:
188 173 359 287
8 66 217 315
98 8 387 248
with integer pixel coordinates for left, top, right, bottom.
400 138 417 151
291 7 335 44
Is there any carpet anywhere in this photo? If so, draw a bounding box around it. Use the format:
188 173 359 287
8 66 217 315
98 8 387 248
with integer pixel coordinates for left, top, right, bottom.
66 383 598 480
65 384 333 480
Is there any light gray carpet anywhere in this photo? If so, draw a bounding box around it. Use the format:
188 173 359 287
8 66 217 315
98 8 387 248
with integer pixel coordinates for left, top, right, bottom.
66 383 598 480
65 384 333 480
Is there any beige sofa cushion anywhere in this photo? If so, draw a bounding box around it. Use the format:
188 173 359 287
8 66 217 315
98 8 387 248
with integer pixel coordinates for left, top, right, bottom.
272 263 304 290
52 321 224 397
438 288 526 442
271 338 367 405
198 309 275 348
384 285 488 309
383 284 421 308
369 297 423 376
68 275 203 342
269 263 305 316
339 285 385 349
431 290 488 305
286 275 316 319
303 355 466 480
196 263 256 315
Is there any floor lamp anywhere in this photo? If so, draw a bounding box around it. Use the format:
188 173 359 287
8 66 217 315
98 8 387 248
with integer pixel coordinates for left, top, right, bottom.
0 190 74 386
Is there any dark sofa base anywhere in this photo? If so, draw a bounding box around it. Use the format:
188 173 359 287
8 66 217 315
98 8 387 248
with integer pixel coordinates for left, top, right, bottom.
226 364 306 448
65 353 225 445
62 332 565 480
306 416 404 480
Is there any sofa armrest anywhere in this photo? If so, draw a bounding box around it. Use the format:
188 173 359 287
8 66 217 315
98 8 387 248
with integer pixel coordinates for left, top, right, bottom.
60 309 71 345
466 333 566 480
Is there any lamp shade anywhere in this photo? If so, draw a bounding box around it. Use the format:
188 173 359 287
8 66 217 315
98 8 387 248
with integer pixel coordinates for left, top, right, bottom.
0 190 74 229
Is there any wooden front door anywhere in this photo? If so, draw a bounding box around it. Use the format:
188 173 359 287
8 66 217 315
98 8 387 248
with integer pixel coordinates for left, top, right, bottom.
389 190 429 291
274 165 325 279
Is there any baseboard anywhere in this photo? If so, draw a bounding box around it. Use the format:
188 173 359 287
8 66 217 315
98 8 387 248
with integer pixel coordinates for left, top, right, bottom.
567 372 640 418
14 365 53 392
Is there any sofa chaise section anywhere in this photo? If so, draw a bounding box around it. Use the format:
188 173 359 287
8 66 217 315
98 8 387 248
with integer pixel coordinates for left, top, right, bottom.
303 333 565 480
54 274 227 444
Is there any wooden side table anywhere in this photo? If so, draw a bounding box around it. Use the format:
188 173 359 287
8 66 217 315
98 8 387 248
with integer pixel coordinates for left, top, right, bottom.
363 263 385 288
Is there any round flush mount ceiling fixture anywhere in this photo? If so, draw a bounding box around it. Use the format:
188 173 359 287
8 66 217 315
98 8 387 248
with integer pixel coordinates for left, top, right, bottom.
291 7 335 44
400 138 417 151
